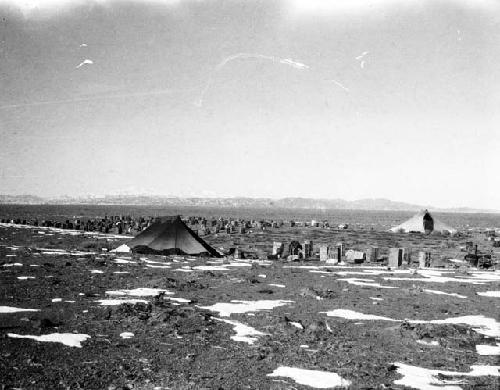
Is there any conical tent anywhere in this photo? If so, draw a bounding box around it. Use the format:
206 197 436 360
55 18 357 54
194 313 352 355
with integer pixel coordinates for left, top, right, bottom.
390 210 457 235
126 216 221 257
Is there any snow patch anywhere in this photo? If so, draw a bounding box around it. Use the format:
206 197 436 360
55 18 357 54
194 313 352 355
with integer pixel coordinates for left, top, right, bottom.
477 291 500 298
468 271 500 281
267 366 351 389
141 258 169 265
416 339 439 346
393 362 500 390
0 222 132 239
120 332 134 339
8 333 90 348
105 288 172 297
290 321 304 329
114 258 135 264
424 289 467 299
285 265 325 270
383 276 487 284
97 299 148 306
322 310 500 338
217 318 266 344
0 306 40 313
199 300 294 317
193 265 230 271
168 297 191 303
37 248 96 256
145 264 171 269
322 309 398 322
309 270 331 275
338 278 398 289
430 316 500 338
476 343 500 356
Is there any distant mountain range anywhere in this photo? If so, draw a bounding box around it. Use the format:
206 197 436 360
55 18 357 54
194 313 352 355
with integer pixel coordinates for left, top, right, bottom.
0 194 497 213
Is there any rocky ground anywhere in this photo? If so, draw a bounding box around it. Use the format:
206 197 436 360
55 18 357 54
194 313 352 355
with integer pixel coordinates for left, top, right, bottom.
1 224 499 389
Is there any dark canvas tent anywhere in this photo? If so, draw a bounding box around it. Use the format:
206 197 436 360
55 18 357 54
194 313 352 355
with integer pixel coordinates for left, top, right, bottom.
127 216 221 257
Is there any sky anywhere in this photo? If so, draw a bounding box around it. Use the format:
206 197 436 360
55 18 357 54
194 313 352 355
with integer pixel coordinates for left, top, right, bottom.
0 0 499 209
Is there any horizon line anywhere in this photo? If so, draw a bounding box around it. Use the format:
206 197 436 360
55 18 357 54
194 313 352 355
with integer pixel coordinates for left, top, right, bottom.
0 193 498 213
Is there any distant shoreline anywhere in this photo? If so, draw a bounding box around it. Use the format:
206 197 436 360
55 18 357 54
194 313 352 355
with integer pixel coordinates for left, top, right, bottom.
0 201 498 215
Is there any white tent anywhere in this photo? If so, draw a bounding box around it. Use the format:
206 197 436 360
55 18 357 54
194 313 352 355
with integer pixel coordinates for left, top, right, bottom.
390 210 457 235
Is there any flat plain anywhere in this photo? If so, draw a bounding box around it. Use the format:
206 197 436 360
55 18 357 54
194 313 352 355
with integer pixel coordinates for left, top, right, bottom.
1 206 499 389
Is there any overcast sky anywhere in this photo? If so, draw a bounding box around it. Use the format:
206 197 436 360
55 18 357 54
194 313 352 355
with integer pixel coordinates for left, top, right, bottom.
0 0 499 209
